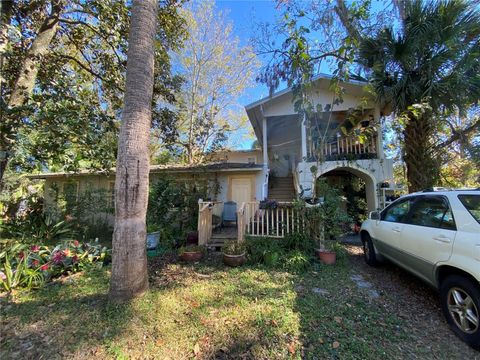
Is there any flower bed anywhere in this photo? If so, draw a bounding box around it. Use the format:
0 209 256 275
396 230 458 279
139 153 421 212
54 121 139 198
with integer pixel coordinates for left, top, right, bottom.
0 240 111 292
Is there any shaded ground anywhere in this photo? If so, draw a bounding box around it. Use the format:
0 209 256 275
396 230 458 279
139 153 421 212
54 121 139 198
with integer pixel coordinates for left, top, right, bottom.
343 236 479 359
0 245 478 359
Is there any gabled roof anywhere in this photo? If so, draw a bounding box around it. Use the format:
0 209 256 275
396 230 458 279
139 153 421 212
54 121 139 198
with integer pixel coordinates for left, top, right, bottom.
244 73 369 145
245 73 367 110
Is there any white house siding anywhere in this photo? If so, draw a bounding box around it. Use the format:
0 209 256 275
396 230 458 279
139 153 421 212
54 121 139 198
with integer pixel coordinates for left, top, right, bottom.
260 80 375 118
245 76 395 213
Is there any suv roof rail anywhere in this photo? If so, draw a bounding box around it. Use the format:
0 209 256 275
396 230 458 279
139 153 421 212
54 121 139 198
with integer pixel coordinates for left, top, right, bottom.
421 187 449 192
419 187 480 192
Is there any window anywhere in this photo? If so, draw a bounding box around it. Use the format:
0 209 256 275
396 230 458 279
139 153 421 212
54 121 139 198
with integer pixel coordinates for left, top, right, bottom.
458 194 480 224
408 196 456 230
247 157 256 164
382 198 412 223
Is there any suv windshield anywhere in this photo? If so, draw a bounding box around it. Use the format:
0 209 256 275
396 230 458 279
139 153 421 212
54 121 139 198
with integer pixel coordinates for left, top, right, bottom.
458 194 480 224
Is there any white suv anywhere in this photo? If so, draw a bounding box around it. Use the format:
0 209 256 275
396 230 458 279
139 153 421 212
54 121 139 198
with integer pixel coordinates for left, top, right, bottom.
360 190 480 349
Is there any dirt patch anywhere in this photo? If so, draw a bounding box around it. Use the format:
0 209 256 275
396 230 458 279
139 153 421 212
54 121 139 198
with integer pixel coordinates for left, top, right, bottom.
345 244 479 359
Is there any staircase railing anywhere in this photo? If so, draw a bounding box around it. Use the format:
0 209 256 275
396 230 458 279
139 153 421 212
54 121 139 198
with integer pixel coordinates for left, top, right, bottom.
197 200 213 245
291 159 300 197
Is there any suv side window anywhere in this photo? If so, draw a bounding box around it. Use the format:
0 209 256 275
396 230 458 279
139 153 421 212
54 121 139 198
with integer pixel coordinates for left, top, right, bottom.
408 196 456 230
381 198 412 223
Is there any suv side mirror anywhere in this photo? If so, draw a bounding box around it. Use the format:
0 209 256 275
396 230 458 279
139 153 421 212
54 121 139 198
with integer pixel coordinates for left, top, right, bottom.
369 211 380 220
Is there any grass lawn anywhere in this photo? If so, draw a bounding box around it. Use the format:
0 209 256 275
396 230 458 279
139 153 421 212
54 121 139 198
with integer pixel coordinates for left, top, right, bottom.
0 248 449 359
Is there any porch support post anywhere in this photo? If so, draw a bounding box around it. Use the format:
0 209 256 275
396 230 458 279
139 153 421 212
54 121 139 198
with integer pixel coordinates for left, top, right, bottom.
301 113 307 161
375 106 384 159
262 115 268 166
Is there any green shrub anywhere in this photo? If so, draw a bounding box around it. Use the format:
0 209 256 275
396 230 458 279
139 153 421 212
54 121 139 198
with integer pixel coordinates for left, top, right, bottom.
295 179 352 250
222 240 246 255
280 232 315 253
245 233 314 272
281 250 311 273
0 240 111 292
69 188 113 242
0 213 76 245
147 178 210 249
0 249 45 292
245 236 283 265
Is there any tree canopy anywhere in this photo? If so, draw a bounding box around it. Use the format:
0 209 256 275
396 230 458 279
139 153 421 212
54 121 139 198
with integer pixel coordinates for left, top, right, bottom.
0 0 185 185
171 0 259 164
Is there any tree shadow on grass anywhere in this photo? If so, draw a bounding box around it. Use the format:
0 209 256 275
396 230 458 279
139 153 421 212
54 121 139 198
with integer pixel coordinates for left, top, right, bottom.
1 254 284 359
0 269 137 359
1 253 350 359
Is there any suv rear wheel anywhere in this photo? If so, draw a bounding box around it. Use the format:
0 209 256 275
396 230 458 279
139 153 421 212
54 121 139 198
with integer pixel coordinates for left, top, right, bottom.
440 275 480 349
362 232 379 267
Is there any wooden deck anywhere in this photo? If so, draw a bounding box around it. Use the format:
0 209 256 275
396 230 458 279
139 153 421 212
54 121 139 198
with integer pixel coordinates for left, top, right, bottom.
198 200 304 247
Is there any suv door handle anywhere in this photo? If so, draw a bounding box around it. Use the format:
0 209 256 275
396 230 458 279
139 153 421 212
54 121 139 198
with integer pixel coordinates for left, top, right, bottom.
433 235 451 243
392 226 402 233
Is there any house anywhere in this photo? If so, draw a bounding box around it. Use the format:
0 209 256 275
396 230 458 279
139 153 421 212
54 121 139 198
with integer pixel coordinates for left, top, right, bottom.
246 74 394 213
31 152 267 226
32 75 394 242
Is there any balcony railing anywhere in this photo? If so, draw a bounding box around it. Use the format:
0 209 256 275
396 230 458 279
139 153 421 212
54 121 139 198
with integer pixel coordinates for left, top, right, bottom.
308 134 378 161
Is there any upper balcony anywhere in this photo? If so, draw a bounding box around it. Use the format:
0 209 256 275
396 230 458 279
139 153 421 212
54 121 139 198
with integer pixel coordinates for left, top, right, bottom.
304 108 382 162
307 132 378 162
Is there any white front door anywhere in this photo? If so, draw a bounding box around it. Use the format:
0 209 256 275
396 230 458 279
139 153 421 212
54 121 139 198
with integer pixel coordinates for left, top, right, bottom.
231 177 253 205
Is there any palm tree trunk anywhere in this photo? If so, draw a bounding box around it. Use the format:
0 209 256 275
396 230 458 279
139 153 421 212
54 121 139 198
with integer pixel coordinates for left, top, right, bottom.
403 115 439 192
109 0 157 302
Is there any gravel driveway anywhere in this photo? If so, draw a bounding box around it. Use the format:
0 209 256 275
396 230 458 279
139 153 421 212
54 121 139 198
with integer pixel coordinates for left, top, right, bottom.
343 238 479 359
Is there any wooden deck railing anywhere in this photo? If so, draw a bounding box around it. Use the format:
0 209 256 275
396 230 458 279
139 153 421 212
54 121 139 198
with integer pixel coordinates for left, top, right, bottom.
237 202 247 242
243 201 304 238
197 201 213 245
198 201 306 245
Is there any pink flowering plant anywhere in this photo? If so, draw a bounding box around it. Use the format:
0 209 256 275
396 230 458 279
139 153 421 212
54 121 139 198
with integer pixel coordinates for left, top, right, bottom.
0 240 111 292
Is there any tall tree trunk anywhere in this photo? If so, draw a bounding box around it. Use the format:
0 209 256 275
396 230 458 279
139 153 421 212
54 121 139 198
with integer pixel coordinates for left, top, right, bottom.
109 0 157 302
1 1 63 188
8 1 62 108
334 0 362 43
403 114 439 192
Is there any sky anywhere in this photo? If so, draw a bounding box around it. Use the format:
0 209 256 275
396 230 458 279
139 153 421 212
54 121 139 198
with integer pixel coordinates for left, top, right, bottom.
215 0 281 106
211 0 402 150
213 0 391 107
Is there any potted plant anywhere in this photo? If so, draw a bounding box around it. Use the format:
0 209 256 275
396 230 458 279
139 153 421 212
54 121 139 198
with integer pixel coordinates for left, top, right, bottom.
303 179 351 265
314 228 337 265
222 239 246 267
259 199 278 209
178 245 204 262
